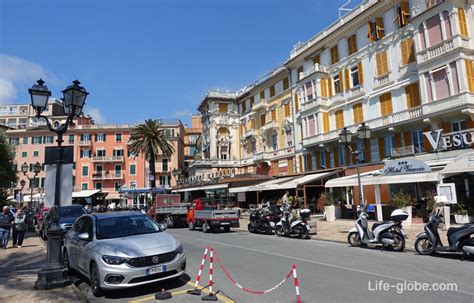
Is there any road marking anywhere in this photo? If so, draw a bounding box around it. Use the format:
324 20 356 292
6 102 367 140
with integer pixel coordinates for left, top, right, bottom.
174 234 474 297
127 280 234 303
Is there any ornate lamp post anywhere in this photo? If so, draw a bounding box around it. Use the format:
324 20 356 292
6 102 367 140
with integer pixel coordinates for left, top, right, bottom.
19 179 26 204
29 79 88 289
21 162 42 207
338 122 371 207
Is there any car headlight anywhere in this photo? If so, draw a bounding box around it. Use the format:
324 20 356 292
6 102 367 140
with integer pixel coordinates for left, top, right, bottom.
175 244 184 255
102 255 130 265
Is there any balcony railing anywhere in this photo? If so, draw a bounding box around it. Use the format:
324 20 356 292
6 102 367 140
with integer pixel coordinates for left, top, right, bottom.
391 145 415 157
300 97 329 112
91 172 124 180
252 102 267 112
298 63 329 81
411 0 444 18
264 121 279 131
375 74 390 87
78 140 92 146
417 36 456 64
91 156 124 162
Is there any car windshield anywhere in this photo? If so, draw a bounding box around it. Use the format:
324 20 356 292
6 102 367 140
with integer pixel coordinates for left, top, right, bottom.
96 215 161 240
59 207 85 217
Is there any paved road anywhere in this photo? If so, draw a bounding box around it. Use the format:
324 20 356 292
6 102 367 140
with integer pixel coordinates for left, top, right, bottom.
76 228 474 303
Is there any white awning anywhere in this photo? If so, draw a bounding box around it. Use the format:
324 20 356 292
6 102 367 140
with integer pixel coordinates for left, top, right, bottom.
105 193 120 200
278 171 339 189
72 189 102 198
325 170 440 188
441 152 474 176
229 177 295 193
175 183 228 193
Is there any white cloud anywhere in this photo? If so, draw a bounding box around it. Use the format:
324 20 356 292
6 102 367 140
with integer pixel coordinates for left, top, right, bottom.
0 53 57 104
171 110 193 119
84 106 107 125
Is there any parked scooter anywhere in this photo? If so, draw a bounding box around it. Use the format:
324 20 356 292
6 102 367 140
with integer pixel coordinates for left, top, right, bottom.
248 208 280 234
347 207 408 251
414 209 474 258
275 206 311 239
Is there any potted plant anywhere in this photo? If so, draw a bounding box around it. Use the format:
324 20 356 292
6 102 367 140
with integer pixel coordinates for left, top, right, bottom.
423 190 437 223
452 202 471 224
318 192 336 222
389 189 415 225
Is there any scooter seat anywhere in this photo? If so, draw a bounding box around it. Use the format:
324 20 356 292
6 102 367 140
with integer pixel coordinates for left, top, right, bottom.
447 224 474 237
372 221 392 231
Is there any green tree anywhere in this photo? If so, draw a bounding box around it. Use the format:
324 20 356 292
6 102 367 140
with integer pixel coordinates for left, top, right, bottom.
128 119 174 193
0 130 16 207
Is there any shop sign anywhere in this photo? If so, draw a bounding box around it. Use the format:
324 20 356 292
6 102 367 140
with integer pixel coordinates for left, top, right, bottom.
424 129 474 150
382 159 431 176
237 192 246 202
453 151 474 162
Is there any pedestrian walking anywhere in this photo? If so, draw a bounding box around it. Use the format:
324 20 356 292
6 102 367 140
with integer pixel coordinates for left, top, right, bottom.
0 206 14 249
13 208 27 248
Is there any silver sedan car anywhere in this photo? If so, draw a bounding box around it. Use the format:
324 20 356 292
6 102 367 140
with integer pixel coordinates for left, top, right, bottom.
63 211 186 296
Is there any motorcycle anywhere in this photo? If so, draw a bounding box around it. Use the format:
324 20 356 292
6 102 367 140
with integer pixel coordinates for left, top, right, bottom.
275 207 311 239
414 209 474 258
248 208 280 234
347 207 408 251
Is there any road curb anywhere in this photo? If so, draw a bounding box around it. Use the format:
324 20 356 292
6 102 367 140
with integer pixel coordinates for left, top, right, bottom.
309 236 418 253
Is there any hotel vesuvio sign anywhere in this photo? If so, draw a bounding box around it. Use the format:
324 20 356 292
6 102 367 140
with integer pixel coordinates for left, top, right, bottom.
424 129 474 150
382 159 431 176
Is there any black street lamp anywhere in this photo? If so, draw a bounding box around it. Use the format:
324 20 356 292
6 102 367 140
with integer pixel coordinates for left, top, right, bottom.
29 79 88 290
19 179 26 203
338 122 371 208
21 162 42 207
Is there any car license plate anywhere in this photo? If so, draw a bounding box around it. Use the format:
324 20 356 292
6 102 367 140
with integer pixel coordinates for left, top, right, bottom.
221 222 230 225
147 265 166 275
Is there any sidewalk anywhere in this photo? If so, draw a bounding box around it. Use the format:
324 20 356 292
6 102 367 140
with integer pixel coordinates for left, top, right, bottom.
238 217 449 251
0 232 82 303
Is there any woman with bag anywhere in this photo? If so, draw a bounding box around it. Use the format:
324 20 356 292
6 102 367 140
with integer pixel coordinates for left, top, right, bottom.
13 208 27 248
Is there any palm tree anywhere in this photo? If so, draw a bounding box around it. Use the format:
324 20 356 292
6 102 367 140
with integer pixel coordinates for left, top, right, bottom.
128 119 174 193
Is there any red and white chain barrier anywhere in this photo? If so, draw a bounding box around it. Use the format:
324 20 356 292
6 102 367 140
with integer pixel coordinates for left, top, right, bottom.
193 246 208 289
292 264 302 303
209 247 215 294
214 250 295 296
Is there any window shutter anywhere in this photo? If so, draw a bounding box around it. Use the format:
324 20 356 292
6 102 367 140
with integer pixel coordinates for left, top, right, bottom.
250 96 254 107
344 69 350 91
353 103 363 124
348 35 357 55
367 21 375 42
283 78 289 90
465 60 474 92
306 154 313 171
380 93 393 116
323 112 330 133
339 71 344 91
299 155 304 172
335 110 344 129
313 55 320 65
395 133 402 147
321 78 327 97
315 152 321 170
331 46 339 64
327 77 333 97
404 132 412 146
358 62 364 84
294 95 299 112
375 17 385 39
334 148 340 167
458 8 469 37
378 138 385 159
441 122 451 133
401 2 410 25
401 39 408 65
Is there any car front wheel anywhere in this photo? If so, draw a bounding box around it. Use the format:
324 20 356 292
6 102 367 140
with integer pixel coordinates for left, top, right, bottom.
90 263 103 297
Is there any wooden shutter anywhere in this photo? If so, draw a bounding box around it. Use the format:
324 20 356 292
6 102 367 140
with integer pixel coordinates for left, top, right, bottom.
283 78 289 90
458 8 469 37
288 158 294 174
466 60 474 92
338 71 344 92
401 38 415 65
467 117 474 129
344 69 350 91
378 138 385 160
353 103 364 124
323 112 330 133
395 133 402 148
348 35 357 55
330 46 339 64
251 119 255 129
260 91 265 100
306 154 313 171
294 95 299 112
334 148 340 167
285 103 290 117
250 96 254 107
401 2 410 26
299 155 304 172
375 17 385 39
270 85 275 97
358 62 364 84
321 78 328 97
300 124 303 141
313 55 320 65
327 77 333 97
315 152 321 170
404 132 412 147
271 109 276 121
376 51 388 76
441 122 451 133
218 103 228 113
335 110 344 129
241 101 246 113
367 21 375 42
405 83 421 108
380 93 393 116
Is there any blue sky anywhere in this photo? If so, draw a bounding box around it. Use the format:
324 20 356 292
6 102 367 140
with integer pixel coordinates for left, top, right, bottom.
0 0 361 126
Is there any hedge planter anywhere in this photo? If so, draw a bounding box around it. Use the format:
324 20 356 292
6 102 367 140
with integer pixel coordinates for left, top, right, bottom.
325 205 336 222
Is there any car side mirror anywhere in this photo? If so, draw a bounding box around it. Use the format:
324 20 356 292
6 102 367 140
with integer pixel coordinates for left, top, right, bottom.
159 223 167 231
78 232 90 241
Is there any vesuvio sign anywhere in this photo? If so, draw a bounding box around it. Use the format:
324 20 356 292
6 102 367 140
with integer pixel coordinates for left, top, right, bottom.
424 129 474 150
382 159 431 176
